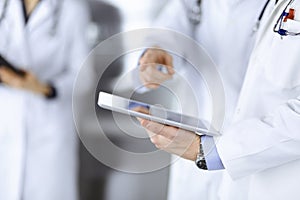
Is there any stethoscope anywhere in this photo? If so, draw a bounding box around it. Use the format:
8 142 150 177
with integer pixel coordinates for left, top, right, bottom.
181 0 201 39
273 0 300 36
253 0 272 33
0 0 62 36
182 0 202 26
182 0 273 34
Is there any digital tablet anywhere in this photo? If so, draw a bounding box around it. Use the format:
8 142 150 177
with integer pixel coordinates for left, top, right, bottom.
98 92 220 136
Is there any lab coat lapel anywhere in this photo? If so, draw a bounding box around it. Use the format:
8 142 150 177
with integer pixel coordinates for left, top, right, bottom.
4 0 31 67
9 0 26 38
26 0 54 33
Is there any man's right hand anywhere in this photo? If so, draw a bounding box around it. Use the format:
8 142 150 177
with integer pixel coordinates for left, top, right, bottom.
139 47 175 89
0 67 52 97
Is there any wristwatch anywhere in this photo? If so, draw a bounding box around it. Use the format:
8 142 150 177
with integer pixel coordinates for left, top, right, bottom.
45 83 57 100
195 136 208 170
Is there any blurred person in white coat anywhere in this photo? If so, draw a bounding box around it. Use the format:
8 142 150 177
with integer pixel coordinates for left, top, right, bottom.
0 0 89 199
138 0 300 199
136 0 268 199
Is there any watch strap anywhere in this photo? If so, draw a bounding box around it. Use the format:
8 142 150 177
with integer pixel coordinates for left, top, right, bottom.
195 136 208 170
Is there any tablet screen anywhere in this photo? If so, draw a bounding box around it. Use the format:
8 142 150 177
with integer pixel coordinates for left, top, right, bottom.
129 102 208 130
98 92 218 136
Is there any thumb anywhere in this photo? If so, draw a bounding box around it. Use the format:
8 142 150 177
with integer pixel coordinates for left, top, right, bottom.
166 66 175 75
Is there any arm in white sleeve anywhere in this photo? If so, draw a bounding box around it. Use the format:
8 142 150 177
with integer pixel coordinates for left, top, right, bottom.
217 95 300 179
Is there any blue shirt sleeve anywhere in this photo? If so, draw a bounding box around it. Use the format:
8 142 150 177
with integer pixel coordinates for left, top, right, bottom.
201 135 225 170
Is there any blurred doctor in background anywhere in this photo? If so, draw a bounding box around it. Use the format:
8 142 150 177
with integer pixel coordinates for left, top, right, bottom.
137 0 268 199
0 0 89 200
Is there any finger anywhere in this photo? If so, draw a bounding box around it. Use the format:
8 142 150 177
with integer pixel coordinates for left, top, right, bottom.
140 119 164 134
164 55 175 75
144 67 172 82
24 71 34 79
0 67 15 80
141 70 169 88
145 83 160 89
139 62 158 72
132 107 150 122
0 67 4 82
141 120 178 140
0 66 12 74
139 49 161 65
166 65 175 75
164 54 173 66
149 134 173 149
131 106 150 114
0 67 27 78
140 71 160 89
139 54 157 69
158 64 174 76
0 67 25 87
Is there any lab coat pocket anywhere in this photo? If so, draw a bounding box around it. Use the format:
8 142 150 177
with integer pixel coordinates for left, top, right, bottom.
283 19 300 33
264 28 300 89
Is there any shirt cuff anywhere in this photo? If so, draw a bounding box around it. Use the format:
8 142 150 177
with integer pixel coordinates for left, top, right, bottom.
201 135 225 170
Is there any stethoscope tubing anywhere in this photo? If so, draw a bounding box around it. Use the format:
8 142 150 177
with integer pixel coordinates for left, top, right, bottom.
183 0 273 34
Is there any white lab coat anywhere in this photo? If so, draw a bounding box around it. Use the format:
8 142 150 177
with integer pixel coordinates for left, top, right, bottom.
149 1 267 199
0 0 89 200
216 0 300 199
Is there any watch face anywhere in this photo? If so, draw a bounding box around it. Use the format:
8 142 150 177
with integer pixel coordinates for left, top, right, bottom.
196 159 208 170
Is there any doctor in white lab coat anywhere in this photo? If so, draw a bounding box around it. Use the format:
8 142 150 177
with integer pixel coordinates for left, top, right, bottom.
0 0 89 200
216 0 300 199
139 0 300 199
137 0 267 199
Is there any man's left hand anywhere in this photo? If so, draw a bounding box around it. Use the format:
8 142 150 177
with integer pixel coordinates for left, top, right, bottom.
139 119 200 161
